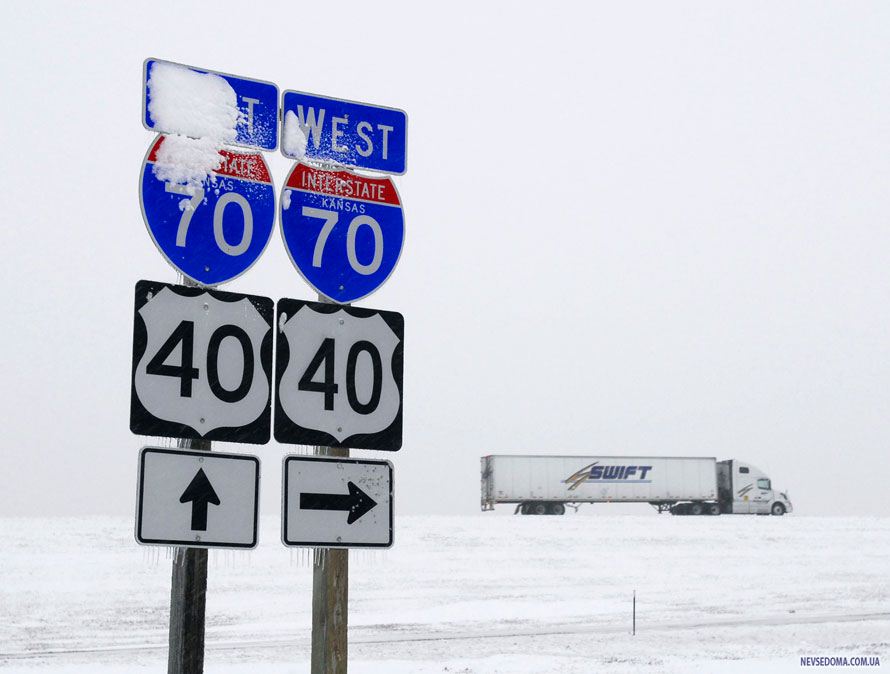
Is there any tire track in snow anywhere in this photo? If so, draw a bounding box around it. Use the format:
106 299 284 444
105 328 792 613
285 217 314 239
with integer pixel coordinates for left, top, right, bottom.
2 611 888 661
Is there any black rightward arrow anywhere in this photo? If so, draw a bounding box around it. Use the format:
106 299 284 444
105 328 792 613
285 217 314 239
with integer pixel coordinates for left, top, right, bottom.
179 468 221 531
300 481 377 524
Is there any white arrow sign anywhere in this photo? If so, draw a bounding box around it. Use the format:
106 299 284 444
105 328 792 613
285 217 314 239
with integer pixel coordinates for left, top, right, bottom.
136 446 260 549
281 455 393 548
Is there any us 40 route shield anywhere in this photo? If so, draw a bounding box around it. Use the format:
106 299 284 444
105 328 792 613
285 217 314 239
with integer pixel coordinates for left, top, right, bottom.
130 280 273 444
274 298 404 451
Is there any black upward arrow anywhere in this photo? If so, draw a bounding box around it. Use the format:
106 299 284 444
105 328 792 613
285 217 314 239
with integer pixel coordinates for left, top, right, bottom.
179 468 220 531
300 481 377 524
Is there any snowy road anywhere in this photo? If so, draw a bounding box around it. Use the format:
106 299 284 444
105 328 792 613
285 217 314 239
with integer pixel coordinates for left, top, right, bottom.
1 514 888 672
3 609 887 658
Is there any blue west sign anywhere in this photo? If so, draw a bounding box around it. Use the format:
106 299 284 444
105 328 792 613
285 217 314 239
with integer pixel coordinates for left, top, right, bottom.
281 91 407 175
143 58 279 151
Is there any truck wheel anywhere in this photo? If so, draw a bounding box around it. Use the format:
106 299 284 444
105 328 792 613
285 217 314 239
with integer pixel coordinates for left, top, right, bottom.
520 503 531 515
771 503 786 516
532 503 548 516
708 503 720 516
690 503 704 516
549 503 566 515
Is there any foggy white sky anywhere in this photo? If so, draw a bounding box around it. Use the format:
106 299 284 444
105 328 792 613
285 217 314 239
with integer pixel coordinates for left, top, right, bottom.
1 2 888 518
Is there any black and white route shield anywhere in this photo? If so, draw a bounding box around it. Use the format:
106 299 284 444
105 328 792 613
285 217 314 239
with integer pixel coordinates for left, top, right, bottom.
274 298 404 451
130 280 273 444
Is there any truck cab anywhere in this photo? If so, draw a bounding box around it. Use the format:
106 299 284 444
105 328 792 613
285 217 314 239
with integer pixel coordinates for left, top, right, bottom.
716 460 793 515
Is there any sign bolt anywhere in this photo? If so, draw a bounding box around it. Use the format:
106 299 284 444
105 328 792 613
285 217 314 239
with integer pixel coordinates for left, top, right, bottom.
200 418 205 424
203 303 209 312
337 426 342 433
195 535 201 541
339 319 344 325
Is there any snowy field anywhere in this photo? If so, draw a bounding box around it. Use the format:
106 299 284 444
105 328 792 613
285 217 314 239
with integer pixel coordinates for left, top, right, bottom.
1 514 888 673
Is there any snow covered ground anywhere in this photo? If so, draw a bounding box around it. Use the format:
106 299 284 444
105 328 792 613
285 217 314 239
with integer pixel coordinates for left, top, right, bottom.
1 513 888 673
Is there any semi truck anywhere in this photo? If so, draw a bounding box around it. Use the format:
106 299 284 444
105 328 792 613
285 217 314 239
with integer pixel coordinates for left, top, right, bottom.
480 455 793 516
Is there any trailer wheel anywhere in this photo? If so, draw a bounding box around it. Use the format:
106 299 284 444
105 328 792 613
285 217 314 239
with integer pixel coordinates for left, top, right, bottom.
531 503 547 515
520 503 531 515
771 502 786 516
548 503 566 516
708 503 721 516
690 503 704 516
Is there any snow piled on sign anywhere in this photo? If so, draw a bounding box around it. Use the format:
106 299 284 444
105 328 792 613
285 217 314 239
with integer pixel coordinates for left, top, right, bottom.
152 135 226 189
147 61 240 189
282 110 308 159
281 111 308 211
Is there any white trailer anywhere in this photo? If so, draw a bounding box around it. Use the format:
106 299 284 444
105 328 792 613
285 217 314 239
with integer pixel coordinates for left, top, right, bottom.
480 455 792 516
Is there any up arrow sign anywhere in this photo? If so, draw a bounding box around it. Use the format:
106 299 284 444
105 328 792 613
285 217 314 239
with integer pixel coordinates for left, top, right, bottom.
300 481 377 524
179 468 221 531
136 447 260 549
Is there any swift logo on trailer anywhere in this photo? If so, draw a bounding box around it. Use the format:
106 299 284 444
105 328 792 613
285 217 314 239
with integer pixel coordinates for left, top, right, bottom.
564 463 654 490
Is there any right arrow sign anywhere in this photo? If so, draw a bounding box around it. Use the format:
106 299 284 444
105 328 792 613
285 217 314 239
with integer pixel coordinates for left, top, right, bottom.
282 456 393 548
300 481 378 525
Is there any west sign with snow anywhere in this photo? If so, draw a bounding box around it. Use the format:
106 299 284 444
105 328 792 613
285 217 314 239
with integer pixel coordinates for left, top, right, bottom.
140 135 276 286
130 280 273 444
143 58 279 151
136 446 260 549
281 90 406 174
282 455 393 548
280 163 405 303
274 299 404 451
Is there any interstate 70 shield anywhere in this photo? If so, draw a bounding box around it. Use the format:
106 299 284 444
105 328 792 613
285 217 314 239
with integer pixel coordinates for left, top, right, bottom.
280 163 404 304
274 298 403 451
140 135 276 286
131 280 273 444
